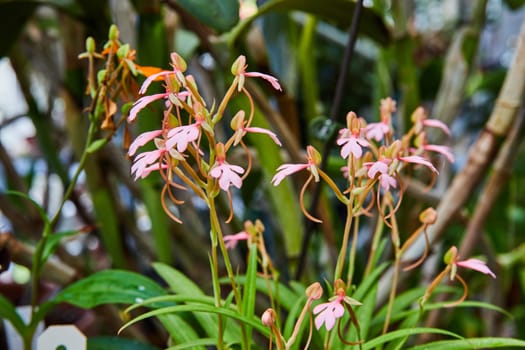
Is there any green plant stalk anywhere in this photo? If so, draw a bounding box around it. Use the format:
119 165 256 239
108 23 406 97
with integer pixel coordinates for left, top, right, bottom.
364 210 385 277
346 215 361 287
383 212 402 334
208 196 247 349
334 193 355 281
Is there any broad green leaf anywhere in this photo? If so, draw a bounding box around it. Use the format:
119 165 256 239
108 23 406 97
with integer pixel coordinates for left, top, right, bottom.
176 0 239 33
406 337 525 350
227 0 390 46
242 243 258 346
152 263 239 341
88 336 160 350
0 295 27 338
363 327 463 349
157 314 205 350
52 270 167 308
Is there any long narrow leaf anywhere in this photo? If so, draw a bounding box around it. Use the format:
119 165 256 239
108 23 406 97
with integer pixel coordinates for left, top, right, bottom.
363 327 463 349
0 295 27 338
406 337 525 350
242 243 258 346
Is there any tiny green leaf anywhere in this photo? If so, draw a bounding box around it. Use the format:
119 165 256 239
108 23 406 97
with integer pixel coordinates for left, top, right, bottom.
86 139 108 154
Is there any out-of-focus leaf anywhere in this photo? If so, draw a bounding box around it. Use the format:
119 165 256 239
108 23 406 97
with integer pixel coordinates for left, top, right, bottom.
41 229 83 264
177 0 239 33
88 337 161 350
52 270 167 308
363 328 463 349
228 0 390 46
406 337 525 350
0 295 27 338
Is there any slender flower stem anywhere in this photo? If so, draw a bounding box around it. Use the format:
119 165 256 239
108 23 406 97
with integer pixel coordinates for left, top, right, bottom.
208 196 248 348
346 215 360 287
213 77 239 124
364 208 385 277
334 194 354 281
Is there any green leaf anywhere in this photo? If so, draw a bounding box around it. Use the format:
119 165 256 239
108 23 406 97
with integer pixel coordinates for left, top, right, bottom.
88 336 161 350
157 314 205 350
363 327 463 349
0 295 27 338
152 263 239 341
120 304 270 338
165 338 224 350
41 229 82 264
406 337 525 350
227 0 390 46
52 270 167 308
86 139 108 154
242 243 258 346
6 190 49 227
503 0 525 10
176 0 239 33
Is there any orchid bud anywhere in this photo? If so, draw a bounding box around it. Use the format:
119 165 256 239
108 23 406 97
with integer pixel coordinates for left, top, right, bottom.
345 111 357 129
444 246 458 265
230 110 245 130
261 308 276 327
170 52 187 72
419 207 437 225
306 145 321 166
109 24 119 41
215 142 226 160
305 282 323 300
231 55 246 75
334 279 346 295
86 37 95 54
117 44 129 59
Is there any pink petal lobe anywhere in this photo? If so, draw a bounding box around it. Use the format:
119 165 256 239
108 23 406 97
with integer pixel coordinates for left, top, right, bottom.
423 119 451 136
457 258 496 278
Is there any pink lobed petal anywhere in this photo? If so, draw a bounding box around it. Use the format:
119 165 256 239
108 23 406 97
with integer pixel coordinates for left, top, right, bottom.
139 70 172 94
244 72 282 91
423 119 451 136
271 163 310 186
244 126 282 146
128 93 167 122
223 231 250 249
399 155 438 174
367 161 389 179
380 174 397 191
128 129 163 156
456 258 496 278
424 144 455 163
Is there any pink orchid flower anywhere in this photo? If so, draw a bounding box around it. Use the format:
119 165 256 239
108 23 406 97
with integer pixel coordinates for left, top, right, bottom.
337 128 369 159
456 258 496 278
165 117 203 153
365 121 390 142
131 149 167 180
411 106 451 136
223 231 250 249
448 246 496 279
271 145 320 186
242 126 282 146
231 55 282 91
210 163 245 191
209 149 245 192
366 159 397 191
312 279 362 332
313 295 345 331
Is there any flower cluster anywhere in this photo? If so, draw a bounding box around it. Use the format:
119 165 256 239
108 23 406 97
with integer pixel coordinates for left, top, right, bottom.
272 98 454 219
127 53 282 221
